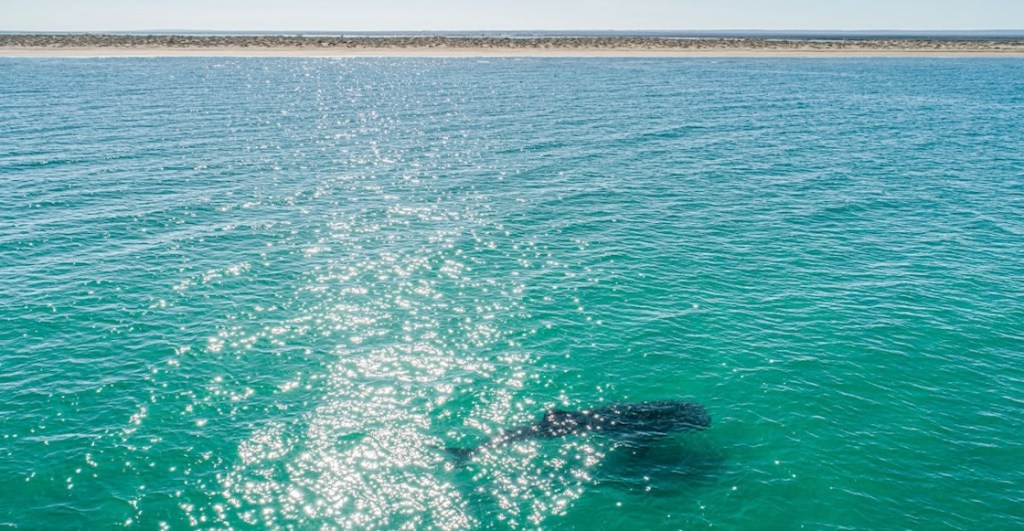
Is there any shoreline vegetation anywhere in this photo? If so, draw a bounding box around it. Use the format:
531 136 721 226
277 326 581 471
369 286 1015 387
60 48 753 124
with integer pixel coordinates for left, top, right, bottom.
2 34 1024 57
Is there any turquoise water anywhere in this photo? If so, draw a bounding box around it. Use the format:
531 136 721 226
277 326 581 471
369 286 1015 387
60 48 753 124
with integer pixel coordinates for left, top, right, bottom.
1 58 1023 529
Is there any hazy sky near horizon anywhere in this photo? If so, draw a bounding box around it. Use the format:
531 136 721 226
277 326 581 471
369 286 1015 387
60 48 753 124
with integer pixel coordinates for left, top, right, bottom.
1 0 1022 32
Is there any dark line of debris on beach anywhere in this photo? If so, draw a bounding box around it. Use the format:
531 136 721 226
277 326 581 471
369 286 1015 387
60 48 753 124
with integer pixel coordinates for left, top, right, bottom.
3 34 1024 51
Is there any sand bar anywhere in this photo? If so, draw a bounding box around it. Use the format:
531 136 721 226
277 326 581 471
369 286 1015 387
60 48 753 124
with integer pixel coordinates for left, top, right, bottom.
2 34 1024 57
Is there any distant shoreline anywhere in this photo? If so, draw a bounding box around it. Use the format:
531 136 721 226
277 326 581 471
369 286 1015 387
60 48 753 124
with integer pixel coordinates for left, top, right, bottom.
3 34 1024 57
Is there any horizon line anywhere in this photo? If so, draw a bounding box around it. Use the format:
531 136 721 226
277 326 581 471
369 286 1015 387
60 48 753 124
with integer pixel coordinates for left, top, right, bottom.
4 28 1024 34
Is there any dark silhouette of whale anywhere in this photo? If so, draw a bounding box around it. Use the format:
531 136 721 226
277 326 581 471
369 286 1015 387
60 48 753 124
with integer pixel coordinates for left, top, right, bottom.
445 400 710 460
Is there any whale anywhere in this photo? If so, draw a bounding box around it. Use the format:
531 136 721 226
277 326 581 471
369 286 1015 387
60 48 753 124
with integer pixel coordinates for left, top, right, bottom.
445 400 710 460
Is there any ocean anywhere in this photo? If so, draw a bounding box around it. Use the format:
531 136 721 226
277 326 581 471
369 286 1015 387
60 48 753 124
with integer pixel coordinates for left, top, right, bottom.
1 57 1022 529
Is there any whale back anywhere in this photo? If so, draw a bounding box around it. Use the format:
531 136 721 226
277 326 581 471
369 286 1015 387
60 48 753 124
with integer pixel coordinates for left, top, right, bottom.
590 400 711 435
444 399 710 459
540 400 710 436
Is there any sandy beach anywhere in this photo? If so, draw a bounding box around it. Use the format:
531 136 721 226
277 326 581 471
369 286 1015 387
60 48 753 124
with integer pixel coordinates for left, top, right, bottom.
2 34 1024 57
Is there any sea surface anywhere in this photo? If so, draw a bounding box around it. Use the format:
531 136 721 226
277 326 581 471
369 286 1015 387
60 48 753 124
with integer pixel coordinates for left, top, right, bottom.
1 58 1023 529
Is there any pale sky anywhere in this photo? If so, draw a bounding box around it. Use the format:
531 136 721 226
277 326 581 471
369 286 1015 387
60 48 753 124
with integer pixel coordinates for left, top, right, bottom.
1 0 1022 32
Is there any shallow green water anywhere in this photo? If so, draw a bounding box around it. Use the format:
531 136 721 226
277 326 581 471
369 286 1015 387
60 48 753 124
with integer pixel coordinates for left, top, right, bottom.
1 58 1023 529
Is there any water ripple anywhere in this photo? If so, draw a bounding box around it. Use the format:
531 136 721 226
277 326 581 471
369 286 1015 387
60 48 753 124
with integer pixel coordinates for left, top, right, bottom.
1 57 1022 529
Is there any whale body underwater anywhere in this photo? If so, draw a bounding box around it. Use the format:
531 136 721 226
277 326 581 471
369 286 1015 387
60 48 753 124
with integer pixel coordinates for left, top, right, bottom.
446 400 710 459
